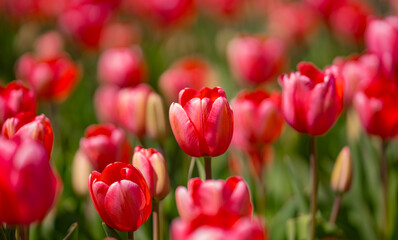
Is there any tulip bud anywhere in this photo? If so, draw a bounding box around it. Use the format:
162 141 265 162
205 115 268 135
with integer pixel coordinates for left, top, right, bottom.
331 146 353 194
169 87 234 157
2 112 53 157
72 150 93 196
80 124 132 172
132 146 170 200
146 92 168 140
88 162 152 232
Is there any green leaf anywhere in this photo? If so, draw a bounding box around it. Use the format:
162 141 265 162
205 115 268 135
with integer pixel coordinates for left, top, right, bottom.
102 222 122 240
0 225 6 240
63 222 78 240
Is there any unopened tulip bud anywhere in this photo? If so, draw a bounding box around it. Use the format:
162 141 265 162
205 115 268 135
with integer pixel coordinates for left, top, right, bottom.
132 146 170 200
331 146 353 194
71 150 93 196
146 92 168 141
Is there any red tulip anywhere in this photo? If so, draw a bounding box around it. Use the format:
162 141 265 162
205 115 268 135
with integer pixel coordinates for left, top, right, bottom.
97 47 147 88
279 62 343 135
365 16 398 78
2 112 53 156
132 146 170 200
124 0 195 29
329 0 373 43
88 162 152 232
227 35 287 86
196 0 245 20
58 0 120 49
354 79 398 138
0 137 60 225
159 56 216 104
231 89 283 151
94 85 120 124
305 0 345 19
171 216 266 240
34 31 64 60
99 22 141 50
169 87 233 157
80 124 132 172
175 177 252 223
117 84 153 136
0 81 37 127
16 53 80 102
267 2 320 45
1 0 66 20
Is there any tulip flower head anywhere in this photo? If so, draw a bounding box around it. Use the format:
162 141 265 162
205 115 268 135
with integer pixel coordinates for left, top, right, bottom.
88 162 152 232
279 62 343 136
0 81 37 127
169 87 234 157
0 137 59 225
80 124 132 172
132 146 170 200
2 112 53 156
94 85 120 124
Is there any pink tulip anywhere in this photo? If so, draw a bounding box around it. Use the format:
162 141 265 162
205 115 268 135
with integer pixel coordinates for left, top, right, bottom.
88 162 152 232
94 85 120 124
2 112 53 156
171 216 266 240
0 81 37 127
365 16 398 78
97 47 147 88
231 89 283 151
117 84 153 136
34 31 64 60
15 53 80 102
279 62 343 135
354 79 398 138
175 177 252 223
227 35 287 86
169 87 233 157
0 137 60 225
99 22 141 50
159 56 215 104
80 124 132 172
132 146 170 200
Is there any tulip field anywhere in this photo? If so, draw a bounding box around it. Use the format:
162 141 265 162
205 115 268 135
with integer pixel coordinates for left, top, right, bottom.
1 0 398 240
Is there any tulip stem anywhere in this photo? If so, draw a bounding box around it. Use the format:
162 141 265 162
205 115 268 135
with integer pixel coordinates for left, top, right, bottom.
17 226 29 240
380 139 389 239
204 156 212 180
128 231 134 240
153 200 160 240
329 193 342 224
309 136 318 240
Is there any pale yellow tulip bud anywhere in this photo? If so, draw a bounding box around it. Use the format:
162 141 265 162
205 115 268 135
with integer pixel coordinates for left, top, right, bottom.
72 150 93 195
146 92 168 140
331 146 353 194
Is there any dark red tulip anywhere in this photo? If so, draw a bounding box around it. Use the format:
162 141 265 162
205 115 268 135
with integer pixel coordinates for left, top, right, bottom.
88 162 152 232
169 87 234 157
0 137 60 225
2 112 53 156
80 124 132 172
0 81 37 127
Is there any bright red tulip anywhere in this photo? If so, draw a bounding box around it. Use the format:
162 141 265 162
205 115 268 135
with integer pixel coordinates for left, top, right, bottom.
2 112 53 156
175 177 252 223
231 89 283 151
16 53 80 102
354 79 398 138
124 0 195 29
365 16 398 78
80 124 132 172
97 47 147 88
267 2 319 45
0 137 60 225
94 85 120 124
169 87 233 157
88 162 152 232
132 146 170 200
279 62 343 135
171 216 266 240
159 56 216 104
117 84 153 136
0 81 37 127
227 35 287 86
